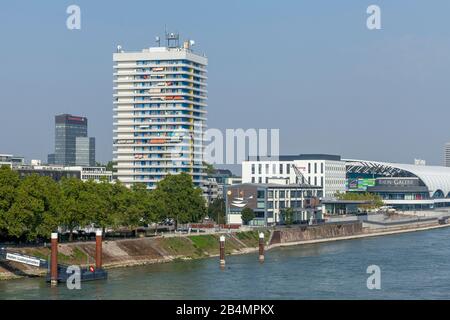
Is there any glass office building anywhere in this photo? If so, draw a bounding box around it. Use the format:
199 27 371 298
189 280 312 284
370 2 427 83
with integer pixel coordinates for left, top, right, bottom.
52 114 95 166
75 137 96 167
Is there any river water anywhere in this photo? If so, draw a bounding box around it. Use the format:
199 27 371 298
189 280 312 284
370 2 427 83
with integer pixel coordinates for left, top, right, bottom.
1 227 450 300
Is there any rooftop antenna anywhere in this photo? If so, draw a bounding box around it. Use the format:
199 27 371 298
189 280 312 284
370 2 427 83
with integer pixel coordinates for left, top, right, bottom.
155 36 160 47
165 30 180 48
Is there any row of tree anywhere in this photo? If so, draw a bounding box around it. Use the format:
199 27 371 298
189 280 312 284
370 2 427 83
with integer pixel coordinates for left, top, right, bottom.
335 191 384 210
0 166 206 242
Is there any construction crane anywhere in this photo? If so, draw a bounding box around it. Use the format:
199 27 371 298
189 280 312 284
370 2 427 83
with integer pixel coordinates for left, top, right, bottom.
291 164 311 186
291 164 320 224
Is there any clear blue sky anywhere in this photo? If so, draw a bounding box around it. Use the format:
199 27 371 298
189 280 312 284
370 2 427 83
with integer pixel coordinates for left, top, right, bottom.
1 0 450 168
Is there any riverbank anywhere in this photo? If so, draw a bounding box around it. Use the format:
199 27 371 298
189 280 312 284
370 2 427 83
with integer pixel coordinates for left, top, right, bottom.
268 219 450 249
0 230 270 280
2 217 450 281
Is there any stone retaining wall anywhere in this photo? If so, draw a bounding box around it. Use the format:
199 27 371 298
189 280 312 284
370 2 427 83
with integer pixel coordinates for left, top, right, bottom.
270 222 363 245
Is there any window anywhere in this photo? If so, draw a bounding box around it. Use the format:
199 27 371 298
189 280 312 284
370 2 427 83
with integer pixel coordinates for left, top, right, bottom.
252 177 255 183
272 164 277 174
314 177 317 186
279 190 285 198
258 177 262 184
257 190 265 199
308 163 311 174
321 176 324 187
314 163 317 174
280 164 283 174
321 163 324 174
265 164 269 174
251 164 255 174
286 164 290 174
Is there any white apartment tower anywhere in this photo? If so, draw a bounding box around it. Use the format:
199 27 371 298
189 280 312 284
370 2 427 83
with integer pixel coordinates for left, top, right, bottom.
113 34 208 189
445 142 450 168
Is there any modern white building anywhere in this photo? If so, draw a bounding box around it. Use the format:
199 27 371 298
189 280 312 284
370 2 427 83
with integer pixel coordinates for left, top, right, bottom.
445 142 450 168
0 154 25 168
345 159 450 210
242 154 346 198
113 34 208 189
65 166 113 183
13 164 113 183
225 183 323 226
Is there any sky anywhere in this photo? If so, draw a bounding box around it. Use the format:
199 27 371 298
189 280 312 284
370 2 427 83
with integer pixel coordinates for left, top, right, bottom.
0 0 450 172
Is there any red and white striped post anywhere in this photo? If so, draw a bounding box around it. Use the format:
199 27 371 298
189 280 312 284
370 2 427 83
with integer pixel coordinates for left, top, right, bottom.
259 232 265 263
95 229 102 270
50 232 58 286
219 235 225 267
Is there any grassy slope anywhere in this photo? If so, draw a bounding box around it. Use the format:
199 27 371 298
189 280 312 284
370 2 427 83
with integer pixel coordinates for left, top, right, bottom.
7 230 269 270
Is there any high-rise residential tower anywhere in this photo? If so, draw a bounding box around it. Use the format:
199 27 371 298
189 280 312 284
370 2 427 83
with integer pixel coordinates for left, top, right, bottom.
50 114 96 166
113 34 208 189
445 142 450 167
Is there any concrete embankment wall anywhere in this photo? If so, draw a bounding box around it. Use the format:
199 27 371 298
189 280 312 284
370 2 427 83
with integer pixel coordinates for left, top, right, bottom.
269 222 363 245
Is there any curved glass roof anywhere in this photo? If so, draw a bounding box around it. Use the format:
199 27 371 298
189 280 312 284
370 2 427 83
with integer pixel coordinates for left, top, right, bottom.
345 159 450 197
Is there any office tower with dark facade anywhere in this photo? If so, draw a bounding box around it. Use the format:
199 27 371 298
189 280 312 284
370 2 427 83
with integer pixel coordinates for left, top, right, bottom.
52 114 95 166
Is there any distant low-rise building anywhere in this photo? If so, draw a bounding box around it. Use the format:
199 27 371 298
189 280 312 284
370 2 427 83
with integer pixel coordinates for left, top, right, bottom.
242 154 346 199
225 183 323 226
14 165 81 181
65 166 113 182
12 164 112 183
0 154 25 168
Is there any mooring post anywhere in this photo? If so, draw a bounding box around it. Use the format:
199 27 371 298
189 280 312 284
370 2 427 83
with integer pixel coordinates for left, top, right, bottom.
95 229 103 270
50 232 58 286
219 235 225 267
259 232 265 263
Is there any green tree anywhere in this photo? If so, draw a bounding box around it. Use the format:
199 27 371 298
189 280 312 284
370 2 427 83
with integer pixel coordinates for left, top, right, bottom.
90 180 127 232
59 177 91 241
0 166 20 236
151 173 206 229
6 175 61 241
95 161 116 173
335 191 384 210
203 162 216 176
282 207 295 225
207 197 226 224
116 183 157 235
241 207 255 225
